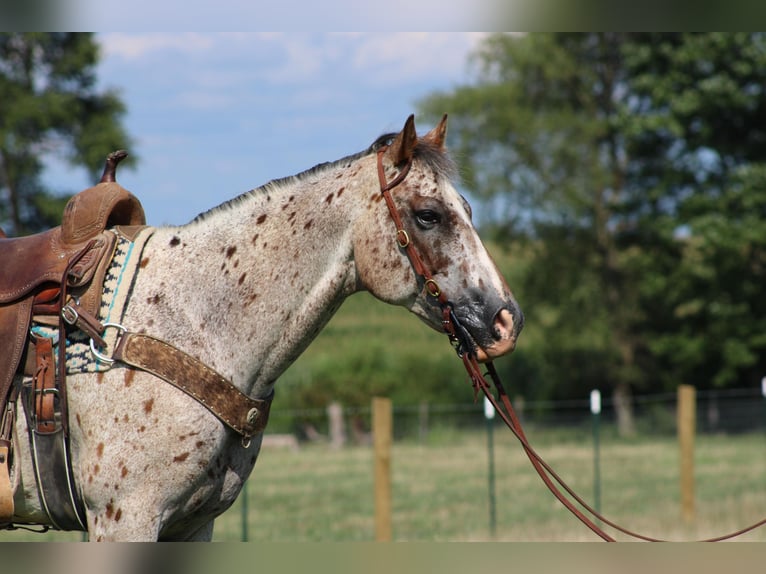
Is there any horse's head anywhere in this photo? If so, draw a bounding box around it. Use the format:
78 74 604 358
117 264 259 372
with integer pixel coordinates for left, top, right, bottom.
354 115 523 362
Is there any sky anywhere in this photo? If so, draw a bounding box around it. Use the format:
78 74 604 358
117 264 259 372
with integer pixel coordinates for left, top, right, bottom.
43 33 491 227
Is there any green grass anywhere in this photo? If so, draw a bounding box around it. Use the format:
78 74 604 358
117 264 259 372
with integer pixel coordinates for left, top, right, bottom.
3 428 764 542
217 428 766 542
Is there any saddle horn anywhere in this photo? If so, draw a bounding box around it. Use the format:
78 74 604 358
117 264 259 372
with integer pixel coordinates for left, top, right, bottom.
100 150 129 184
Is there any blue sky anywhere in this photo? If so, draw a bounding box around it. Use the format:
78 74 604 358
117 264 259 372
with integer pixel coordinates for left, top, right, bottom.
44 33 490 227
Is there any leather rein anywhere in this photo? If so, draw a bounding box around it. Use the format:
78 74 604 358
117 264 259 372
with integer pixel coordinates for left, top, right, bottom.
376 146 766 542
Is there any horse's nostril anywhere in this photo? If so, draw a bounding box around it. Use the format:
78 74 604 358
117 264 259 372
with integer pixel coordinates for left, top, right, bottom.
493 308 515 342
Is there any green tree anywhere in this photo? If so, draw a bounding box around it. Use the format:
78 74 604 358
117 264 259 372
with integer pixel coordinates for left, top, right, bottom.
420 33 645 434
0 33 133 236
623 33 766 390
419 33 766 434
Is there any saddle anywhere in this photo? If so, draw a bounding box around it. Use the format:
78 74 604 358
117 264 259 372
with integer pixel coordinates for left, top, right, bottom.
0 151 145 524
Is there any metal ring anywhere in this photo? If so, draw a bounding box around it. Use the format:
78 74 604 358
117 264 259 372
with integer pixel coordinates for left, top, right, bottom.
89 322 127 365
396 229 410 248
424 279 441 298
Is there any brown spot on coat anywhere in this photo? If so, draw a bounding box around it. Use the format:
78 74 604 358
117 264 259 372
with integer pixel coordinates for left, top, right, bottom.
124 369 135 388
140 257 150 268
304 219 313 230
238 273 247 285
256 214 267 224
226 246 237 258
325 192 334 204
97 443 104 458
173 452 190 463
114 508 122 522
144 398 154 414
169 236 181 247
121 466 129 478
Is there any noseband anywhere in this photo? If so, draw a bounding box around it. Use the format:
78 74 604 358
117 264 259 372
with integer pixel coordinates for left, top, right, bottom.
375 146 766 542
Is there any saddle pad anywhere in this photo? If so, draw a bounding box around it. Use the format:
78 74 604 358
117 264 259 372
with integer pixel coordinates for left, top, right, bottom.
31 227 155 374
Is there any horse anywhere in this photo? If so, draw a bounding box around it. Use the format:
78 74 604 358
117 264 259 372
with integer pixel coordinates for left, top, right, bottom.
6 115 523 541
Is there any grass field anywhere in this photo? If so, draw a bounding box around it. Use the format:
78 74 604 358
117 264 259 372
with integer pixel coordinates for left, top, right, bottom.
6 425 762 542
212 427 766 542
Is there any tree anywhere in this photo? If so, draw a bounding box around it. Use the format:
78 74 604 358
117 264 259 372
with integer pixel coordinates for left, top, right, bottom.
623 33 766 390
419 33 645 434
418 33 766 435
0 33 133 236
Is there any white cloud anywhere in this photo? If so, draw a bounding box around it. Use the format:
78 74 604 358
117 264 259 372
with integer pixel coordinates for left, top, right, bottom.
256 34 326 84
99 33 217 60
99 32 488 87
350 33 490 86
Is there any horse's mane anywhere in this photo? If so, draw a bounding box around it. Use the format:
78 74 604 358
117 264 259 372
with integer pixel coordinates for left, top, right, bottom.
191 132 456 224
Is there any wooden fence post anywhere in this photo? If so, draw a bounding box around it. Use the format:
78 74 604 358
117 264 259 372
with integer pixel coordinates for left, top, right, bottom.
678 384 696 524
327 401 347 449
372 396 392 541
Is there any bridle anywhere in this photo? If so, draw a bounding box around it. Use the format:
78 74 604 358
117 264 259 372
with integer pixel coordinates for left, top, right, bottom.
376 146 766 542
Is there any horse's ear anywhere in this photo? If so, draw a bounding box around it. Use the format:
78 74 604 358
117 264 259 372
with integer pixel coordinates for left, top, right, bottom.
423 114 448 149
387 114 418 165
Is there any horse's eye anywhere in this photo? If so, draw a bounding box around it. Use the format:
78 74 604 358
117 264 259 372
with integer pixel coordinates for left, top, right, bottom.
415 210 441 229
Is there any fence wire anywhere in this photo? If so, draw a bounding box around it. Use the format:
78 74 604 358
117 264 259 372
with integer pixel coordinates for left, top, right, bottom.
265 386 766 445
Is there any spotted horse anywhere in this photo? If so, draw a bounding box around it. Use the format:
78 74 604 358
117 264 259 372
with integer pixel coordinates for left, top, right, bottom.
0 115 522 541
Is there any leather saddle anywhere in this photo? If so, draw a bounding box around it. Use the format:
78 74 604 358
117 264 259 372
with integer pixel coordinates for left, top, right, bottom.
0 151 145 522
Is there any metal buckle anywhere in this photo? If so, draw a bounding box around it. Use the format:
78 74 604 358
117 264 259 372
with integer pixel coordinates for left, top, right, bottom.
61 304 79 326
89 322 127 365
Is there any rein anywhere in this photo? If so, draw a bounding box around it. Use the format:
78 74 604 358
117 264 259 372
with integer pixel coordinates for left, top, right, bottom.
376 146 766 542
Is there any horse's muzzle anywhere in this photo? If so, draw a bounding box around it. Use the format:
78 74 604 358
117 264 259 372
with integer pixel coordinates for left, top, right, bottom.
475 305 523 362
451 294 523 362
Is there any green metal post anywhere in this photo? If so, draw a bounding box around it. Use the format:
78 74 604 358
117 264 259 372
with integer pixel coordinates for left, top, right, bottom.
590 390 602 523
762 378 766 435
241 479 249 542
484 397 497 538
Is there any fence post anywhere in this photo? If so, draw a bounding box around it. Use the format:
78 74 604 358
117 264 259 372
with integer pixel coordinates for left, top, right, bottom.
678 384 696 524
590 389 602 522
372 396 392 541
762 378 766 435
327 401 347 449
241 479 249 542
418 401 429 443
484 396 497 538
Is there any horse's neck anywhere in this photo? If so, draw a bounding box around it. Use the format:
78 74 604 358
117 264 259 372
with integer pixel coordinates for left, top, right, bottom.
130 168 368 398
